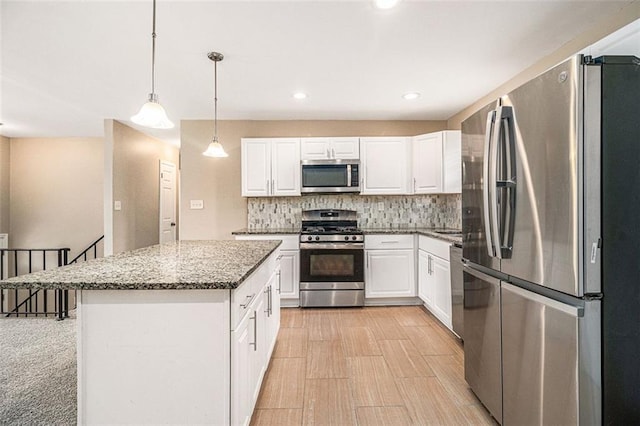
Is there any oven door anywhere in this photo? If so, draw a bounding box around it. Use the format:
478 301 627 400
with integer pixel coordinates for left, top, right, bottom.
299 243 364 287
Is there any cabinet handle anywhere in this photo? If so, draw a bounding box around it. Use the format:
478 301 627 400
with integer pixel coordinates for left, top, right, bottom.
240 293 255 309
250 312 257 351
414 178 417 192
332 148 335 158
269 285 273 316
264 286 270 316
428 256 433 275
277 270 281 294
381 240 399 244
266 180 270 194
271 180 275 194
327 148 331 158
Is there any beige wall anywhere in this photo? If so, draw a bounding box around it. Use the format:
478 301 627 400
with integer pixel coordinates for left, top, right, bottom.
105 120 180 254
8 137 103 256
447 3 640 129
0 136 9 234
180 120 446 240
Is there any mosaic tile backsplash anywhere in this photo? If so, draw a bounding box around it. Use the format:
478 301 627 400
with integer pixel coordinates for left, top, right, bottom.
247 194 461 229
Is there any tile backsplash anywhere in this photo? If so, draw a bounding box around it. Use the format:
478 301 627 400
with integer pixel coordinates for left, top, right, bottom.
247 194 461 229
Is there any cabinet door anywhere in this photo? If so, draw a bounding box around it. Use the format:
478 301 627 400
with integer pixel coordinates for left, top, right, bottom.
413 133 443 194
231 312 252 426
271 138 301 196
251 292 267 405
360 137 411 195
442 131 462 193
365 249 416 298
331 137 360 159
279 250 299 300
241 139 271 197
418 249 432 307
301 138 331 160
431 255 452 330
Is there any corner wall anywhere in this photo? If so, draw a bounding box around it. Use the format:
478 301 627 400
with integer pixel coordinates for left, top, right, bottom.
447 4 640 129
180 120 447 240
104 120 180 255
0 136 9 234
8 137 103 255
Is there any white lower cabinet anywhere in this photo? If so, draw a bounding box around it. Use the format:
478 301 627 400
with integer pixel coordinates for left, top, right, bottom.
231 257 280 426
235 235 300 305
418 236 453 330
365 235 416 298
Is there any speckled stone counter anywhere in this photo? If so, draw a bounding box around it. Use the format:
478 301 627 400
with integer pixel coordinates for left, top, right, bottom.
232 228 301 235
0 240 281 290
362 228 462 245
232 227 462 245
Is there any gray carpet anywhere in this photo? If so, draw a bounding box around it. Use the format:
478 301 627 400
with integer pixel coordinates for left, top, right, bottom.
0 317 76 425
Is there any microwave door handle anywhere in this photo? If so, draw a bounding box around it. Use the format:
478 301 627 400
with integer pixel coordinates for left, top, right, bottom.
483 110 497 257
347 164 352 187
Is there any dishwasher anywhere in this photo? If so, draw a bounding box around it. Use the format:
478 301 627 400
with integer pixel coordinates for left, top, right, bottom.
449 243 463 339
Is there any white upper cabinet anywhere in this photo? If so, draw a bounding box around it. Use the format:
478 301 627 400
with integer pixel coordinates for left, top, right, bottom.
300 137 359 160
412 130 461 194
360 137 411 195
241 138 300 197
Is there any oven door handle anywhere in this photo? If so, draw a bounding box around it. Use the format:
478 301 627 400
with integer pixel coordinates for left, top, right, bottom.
300 242 364 250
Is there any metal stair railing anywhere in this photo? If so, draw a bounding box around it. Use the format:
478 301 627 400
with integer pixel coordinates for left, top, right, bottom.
0 236 104 320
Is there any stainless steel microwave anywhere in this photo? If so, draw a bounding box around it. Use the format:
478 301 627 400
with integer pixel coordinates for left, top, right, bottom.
301 160 360 193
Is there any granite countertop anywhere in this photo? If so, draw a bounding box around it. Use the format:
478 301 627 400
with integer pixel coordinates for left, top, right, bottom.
232 228 301 235
232 227 462 245
0 240 282 291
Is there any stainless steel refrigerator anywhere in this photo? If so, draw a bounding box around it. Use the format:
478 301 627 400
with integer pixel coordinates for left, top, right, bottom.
462 54 640 425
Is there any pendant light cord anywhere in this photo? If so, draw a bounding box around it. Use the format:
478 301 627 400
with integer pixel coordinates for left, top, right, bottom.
214 57 218 140
151 0 157 96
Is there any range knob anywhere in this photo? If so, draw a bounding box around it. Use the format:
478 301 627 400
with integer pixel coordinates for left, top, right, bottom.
344 236 350 241
315 236 320 241
307 236 313 241
352 236 358 241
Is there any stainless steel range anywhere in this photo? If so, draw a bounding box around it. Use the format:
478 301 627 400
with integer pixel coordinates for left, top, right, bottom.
299 209 364 307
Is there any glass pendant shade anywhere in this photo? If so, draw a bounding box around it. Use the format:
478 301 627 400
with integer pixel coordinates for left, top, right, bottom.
131 94 174 129
202 139 229 158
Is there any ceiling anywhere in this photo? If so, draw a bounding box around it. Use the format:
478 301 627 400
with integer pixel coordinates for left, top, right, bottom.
0 0 636 145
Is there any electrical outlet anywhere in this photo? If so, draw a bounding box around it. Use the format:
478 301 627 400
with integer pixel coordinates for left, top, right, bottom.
378 202 384 211
114 200 122 211
190 200 204 210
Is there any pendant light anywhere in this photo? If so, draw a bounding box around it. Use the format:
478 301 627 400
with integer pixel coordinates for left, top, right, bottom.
131 0 174 129
202 52 229 158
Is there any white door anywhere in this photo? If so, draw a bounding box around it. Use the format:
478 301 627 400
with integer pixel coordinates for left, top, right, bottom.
360 137 411 195
413 133 443 194
431 255 452 330
365 249 415 298
331 137 360 159
418 249 431 306
241 139 271 197
271 138 301 196
278 250 299 300
300 138 331 160
159 161 177 244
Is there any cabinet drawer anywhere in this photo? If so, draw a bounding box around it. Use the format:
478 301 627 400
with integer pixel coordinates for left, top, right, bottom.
365 234 414 250
418 235 450 260
235 234 299 250
231 250 279 329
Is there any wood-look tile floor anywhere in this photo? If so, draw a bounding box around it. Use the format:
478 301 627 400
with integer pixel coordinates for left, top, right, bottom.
252 306 497 426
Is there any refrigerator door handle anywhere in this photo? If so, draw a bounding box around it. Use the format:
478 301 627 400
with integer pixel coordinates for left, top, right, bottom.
496 106 517 258
483 110 497 257
489 108 502 258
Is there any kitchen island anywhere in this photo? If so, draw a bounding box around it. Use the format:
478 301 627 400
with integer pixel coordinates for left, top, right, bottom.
0 240 282 425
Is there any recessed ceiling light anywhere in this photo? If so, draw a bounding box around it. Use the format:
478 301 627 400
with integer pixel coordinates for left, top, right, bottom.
374 0 400 10
293 92 307 100
403 92 421 100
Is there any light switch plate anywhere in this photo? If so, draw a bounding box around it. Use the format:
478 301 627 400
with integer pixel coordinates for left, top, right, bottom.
114 200 122 211
190 200 204 210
